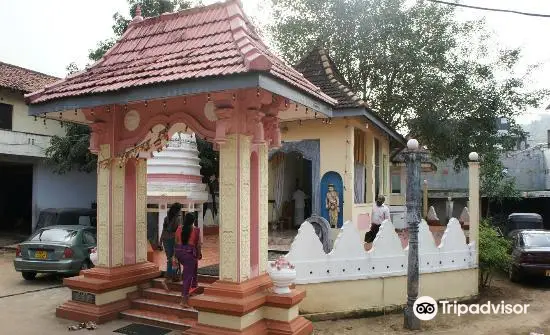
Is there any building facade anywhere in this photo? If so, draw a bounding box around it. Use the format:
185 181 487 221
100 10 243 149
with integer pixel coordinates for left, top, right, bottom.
0 61 96 233
268 48 406 235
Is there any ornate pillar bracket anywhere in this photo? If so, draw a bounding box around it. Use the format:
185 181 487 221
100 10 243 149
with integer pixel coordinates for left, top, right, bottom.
213 107 235 144
248 109 266 144
89 122 107 155
263 116 281 149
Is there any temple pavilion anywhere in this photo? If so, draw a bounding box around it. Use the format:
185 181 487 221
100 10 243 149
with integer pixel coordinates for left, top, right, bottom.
25 1 335 334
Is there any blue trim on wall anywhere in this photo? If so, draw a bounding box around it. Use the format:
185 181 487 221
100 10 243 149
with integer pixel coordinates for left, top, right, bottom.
269 139 321 215
320 171 344 228
28 73 334 118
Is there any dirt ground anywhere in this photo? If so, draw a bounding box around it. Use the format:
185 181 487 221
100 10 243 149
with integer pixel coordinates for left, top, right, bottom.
313 275 550 335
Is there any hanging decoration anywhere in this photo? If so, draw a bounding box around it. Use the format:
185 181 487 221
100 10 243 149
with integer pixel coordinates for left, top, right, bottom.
97 125 170 169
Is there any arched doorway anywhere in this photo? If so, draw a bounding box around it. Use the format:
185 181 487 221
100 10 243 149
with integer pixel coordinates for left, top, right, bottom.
268 151 313 230
321 171 344 228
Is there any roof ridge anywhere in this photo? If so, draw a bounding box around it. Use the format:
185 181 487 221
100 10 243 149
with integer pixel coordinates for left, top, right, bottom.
0 61 60 80
134 0 233 27
316 49 365 106
224 0 272 71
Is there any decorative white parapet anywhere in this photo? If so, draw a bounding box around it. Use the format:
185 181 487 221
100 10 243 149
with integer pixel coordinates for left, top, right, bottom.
285 218 477 284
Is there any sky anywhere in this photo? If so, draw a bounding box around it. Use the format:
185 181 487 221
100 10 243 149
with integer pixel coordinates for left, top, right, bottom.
0 0 548 123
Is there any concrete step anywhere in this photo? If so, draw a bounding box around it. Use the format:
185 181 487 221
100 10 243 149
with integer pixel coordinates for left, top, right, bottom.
197 274 218 284
132 298 198 319
142 287 183 304
151 278 209 294
120 309 195 331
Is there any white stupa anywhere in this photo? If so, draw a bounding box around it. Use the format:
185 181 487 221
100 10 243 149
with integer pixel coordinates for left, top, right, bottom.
147 133 208 242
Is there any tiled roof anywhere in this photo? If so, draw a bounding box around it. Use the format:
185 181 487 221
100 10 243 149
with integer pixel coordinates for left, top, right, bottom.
294 47 364 109
294 47 406 145
26 0 335 106
0 61 59 93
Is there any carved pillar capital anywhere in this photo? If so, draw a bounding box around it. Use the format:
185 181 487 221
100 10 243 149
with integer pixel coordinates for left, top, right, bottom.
263 116 281 149
213 107 235 144
248 109 266 144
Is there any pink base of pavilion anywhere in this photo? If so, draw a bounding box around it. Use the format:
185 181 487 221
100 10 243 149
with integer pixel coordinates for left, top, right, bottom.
56 262 160 323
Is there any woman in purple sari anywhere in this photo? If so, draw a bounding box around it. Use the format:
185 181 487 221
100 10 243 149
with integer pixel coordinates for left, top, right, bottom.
175 213 197 308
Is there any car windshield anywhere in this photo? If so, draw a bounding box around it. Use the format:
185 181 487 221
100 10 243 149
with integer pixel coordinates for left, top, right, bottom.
522 233 550 248
30 228 78 242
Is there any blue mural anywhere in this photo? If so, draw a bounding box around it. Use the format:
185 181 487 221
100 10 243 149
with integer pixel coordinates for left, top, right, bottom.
269 140 320 215
321 171 344 228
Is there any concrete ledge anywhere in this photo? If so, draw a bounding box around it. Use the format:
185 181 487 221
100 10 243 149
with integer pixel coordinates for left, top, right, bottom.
297 269 479 314
302 294 480 322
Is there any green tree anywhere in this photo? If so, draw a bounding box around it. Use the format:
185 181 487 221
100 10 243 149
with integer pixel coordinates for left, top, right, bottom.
45 123 97 174
47 0 219 179
480 151 520 217
479 218 511 288
271 0 548 169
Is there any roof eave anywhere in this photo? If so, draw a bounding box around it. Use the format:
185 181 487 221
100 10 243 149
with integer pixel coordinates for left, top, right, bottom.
336 106 405 145
27 72 335 118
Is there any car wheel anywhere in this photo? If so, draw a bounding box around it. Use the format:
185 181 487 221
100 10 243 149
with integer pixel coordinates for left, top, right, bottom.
22 272 37 280
509 265 522 283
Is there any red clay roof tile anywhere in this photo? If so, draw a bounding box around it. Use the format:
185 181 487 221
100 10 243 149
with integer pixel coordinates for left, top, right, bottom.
0 61 59 93
27 0 335 106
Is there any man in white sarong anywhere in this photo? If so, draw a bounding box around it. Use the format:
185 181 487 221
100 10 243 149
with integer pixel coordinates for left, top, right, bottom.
292 180 308 228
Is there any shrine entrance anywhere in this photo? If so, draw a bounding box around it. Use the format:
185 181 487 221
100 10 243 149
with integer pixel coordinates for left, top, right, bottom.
25 2 336 333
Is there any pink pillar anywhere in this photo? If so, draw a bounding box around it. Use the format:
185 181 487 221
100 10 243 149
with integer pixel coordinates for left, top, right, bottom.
124 159 137 265
250 150 260 277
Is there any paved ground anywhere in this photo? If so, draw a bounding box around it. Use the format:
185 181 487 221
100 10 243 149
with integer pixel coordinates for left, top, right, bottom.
313 275 550 334
0 249 180 335
2 248 550 334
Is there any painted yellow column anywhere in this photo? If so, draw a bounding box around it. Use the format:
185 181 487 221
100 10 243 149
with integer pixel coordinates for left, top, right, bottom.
468 153 480 260
365 131 376 203
96 145 111 267
219 134 251 282
135 158 148 263
343 126 354 223
110 158 125 267
258 142 269 274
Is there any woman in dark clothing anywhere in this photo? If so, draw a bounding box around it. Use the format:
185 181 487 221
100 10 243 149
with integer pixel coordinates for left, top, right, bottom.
175 212 198 308
160 203 182 288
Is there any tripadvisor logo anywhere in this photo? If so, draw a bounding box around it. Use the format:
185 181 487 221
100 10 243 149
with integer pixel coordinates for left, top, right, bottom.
413 296 529 320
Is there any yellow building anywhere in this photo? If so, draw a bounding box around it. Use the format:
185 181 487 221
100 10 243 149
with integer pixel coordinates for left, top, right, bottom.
268 48 406 235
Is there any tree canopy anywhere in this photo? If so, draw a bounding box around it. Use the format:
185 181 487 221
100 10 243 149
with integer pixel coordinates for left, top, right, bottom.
270 0 547 169
46 0 219 179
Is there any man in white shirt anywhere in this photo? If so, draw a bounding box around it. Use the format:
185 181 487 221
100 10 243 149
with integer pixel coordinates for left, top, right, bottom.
365 195 390 243
292 181 309 228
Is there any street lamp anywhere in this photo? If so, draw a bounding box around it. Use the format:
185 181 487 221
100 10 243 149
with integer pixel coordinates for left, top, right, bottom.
403 138 423 330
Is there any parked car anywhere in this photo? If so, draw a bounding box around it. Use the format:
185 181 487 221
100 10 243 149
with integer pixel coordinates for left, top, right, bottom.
509 229 550 282
506 213 544 237
14 225 96 280
35 208 97 231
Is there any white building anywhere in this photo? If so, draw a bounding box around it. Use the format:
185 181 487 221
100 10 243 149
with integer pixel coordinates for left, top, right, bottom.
0 61 97 234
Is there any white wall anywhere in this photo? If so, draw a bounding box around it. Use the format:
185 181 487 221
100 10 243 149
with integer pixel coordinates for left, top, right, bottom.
32 162 97 231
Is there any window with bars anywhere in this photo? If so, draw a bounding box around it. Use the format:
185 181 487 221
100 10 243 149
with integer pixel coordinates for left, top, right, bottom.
391 171 402 194
354 129 366 203
0 103 13 130
374 138 380 199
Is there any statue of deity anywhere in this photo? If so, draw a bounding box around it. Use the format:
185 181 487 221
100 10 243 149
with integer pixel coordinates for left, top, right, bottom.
325 183 340 228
